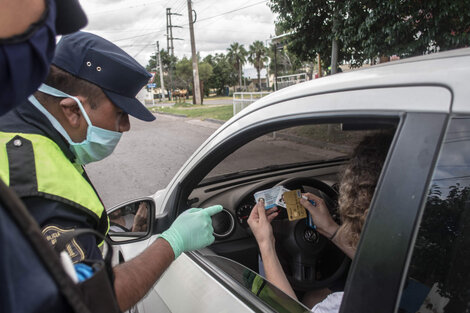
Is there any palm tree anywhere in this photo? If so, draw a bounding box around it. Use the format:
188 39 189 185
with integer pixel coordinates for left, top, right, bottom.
248 40 268 91
227 42 247 90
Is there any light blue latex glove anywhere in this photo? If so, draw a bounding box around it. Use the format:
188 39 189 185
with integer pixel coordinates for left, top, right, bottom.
158 205 223 259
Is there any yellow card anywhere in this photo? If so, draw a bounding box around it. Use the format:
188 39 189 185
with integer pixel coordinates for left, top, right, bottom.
282 189 307 221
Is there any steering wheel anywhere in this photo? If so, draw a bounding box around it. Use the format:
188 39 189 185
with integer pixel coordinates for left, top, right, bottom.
272 177 349 291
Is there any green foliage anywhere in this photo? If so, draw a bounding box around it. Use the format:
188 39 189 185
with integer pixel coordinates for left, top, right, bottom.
227 42 248 89
205 53 237 95
145 49 178 91
198 62 213 82
198 62 213 97
268 0 340 67
248 40 268 91
175 57 192 89
269 0 470 67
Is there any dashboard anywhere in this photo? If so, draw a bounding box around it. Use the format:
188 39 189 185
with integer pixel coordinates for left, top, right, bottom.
188 162 344 243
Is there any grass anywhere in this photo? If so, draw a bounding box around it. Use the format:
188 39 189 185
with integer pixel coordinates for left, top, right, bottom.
150 103 233 121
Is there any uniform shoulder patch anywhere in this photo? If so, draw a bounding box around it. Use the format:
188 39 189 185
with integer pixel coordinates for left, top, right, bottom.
42 225 85 263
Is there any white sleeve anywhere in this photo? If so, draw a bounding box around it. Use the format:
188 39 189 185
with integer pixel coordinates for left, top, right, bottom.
311 291 344 313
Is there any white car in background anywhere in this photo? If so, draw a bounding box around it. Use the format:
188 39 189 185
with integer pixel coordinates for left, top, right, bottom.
108 48 470 313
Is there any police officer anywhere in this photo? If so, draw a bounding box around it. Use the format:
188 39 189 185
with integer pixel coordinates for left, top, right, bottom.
0 31 222 311
0 0 94 312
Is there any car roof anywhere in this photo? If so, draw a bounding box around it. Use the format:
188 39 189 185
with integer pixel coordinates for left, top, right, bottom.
242 47 470 115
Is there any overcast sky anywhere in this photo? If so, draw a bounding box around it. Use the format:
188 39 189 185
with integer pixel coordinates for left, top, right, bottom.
79 0 277 67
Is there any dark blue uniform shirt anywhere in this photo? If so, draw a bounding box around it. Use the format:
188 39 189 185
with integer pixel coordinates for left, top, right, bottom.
0 100 105 262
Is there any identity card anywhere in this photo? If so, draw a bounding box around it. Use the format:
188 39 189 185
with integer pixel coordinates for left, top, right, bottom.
254 186 289 209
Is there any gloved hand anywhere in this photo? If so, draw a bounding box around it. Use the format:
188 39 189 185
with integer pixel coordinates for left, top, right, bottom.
158 205 223 259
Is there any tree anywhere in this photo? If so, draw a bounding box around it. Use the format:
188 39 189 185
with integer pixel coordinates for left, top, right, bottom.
146 49 178 94
341 1 470 64
205 53 236 96
268 1 341 69
198 62 213 101
268 0 470 68
248 40 268 91
175 57 192 90
227 42 248 90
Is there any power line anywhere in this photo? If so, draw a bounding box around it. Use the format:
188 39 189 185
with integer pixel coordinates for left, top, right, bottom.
113 29 166 43
193 0 267 24
182 25 271 35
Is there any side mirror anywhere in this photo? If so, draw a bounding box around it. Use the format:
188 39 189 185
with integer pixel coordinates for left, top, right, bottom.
107 198 154 244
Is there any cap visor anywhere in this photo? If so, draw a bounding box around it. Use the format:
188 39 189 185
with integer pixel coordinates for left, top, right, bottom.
55 0 88 35
105 91 156 122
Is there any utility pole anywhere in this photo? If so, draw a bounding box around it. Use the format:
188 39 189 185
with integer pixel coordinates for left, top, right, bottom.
156 41 165 101
187 0 201 105
166 8 183 100
265 40 270 91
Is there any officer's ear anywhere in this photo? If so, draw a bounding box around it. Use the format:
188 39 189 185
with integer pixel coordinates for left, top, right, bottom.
59 97 84 128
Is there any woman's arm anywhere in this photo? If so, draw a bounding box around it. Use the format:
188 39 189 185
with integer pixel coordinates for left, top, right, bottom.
247 200 297 300
300 193 356 259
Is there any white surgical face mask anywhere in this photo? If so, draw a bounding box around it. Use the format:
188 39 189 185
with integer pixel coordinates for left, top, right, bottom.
29 84 122 165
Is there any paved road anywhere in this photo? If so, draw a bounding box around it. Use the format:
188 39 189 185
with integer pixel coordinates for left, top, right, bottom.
86 113 220 208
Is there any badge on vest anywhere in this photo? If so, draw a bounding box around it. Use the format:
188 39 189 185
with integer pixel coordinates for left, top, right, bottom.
42 225 85 263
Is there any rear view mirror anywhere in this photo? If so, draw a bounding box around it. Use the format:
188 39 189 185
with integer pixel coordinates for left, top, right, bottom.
108 199 154 244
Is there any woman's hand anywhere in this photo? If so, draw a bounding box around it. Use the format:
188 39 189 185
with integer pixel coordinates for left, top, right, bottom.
247 199 278 249
299 193 339 239
132 202 149 232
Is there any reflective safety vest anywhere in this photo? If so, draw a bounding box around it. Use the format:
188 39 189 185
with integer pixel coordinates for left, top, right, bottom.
0 132 109 239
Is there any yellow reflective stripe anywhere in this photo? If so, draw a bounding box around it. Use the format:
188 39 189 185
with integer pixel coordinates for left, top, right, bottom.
97 216 110 248
0 135 10 185
0 132 104 219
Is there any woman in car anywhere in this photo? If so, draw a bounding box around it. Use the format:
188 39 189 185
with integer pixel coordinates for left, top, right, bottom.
248 130 393 312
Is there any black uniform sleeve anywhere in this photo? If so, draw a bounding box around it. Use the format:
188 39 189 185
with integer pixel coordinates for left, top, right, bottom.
22 196 104 263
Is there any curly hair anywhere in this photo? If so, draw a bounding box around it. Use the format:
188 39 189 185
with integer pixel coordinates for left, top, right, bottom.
337 130 394 248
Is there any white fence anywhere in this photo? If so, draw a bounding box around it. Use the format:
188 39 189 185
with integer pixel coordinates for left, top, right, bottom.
276 73 308 90
233 92 271 115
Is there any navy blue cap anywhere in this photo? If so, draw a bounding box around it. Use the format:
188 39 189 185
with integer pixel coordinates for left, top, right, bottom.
52 31 155 121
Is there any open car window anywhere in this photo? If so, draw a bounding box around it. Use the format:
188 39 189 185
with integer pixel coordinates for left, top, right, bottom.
205 123 375 180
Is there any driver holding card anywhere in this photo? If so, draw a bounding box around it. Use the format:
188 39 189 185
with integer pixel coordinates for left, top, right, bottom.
247 130 393 312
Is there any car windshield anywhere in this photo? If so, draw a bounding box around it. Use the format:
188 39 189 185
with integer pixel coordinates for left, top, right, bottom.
204 255 310 313
205 123 374 180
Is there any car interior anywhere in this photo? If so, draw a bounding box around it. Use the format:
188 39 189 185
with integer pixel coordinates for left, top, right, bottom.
169 117 399 308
